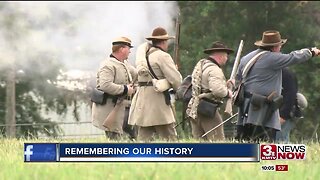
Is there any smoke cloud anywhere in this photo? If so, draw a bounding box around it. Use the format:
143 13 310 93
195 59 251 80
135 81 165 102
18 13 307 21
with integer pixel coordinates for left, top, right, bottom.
0 1 179 72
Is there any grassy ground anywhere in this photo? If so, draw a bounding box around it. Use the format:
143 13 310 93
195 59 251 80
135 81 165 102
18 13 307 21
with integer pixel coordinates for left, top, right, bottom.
1 138 319 180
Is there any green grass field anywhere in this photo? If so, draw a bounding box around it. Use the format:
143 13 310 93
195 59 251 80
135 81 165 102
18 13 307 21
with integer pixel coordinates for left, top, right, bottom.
1 138 319 180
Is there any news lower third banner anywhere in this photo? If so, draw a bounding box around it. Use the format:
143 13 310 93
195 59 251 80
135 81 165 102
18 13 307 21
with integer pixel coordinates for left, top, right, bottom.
24 143 259 162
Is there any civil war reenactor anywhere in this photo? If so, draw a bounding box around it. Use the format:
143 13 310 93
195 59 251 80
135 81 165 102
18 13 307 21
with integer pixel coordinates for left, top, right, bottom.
276 67 308 143
234 30 320 143
128 27 182 141
186 41 234 141
91 37 137 140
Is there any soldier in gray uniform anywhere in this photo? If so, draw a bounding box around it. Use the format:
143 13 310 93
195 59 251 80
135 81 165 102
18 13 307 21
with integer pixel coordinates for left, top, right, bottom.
129 27 182 141
235 30 320 142
276 67 299 143
92 37 137 140
186 41 234 141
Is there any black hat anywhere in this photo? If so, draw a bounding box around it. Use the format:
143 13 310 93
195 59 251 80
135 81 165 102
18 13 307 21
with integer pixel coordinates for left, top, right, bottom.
204 41 234 54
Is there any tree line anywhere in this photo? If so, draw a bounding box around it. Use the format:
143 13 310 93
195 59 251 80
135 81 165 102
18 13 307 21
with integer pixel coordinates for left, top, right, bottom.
176 1 320 141
1 1 320 140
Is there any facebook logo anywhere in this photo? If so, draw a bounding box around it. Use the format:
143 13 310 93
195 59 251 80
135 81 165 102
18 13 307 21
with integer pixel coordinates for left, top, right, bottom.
24 143 57 162
24 145 33 161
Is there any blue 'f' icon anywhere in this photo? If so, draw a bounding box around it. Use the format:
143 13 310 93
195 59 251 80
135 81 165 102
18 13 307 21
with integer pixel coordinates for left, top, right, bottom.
24 145 33 161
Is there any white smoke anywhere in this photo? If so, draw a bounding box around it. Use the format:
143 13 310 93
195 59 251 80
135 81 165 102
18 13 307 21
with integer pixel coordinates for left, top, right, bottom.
0 1 179 72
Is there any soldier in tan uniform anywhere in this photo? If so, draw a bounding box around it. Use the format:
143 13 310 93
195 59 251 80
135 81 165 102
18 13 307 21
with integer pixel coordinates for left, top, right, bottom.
92 37 137 140
129 27 182 141
186 41 234 141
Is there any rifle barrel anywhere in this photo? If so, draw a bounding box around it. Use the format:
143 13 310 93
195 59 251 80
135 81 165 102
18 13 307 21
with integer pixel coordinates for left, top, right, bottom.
230 40 244 80
201 113 238 138
173 13 181 68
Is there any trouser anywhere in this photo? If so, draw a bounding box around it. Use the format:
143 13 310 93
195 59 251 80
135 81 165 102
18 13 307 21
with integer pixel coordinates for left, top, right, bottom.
276 119 294 143
123 126 138 141
190 112 225 141
236 124 276 143
123 107 138 140
138 123 177 142
105 131 121 141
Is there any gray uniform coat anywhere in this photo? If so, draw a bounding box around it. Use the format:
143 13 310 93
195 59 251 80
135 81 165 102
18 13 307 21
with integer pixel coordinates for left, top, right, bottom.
92 57 137 133
236 48 312 130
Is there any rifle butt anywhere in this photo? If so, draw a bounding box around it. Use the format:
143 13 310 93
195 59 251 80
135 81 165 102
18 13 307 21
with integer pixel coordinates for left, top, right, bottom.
103 104 122 129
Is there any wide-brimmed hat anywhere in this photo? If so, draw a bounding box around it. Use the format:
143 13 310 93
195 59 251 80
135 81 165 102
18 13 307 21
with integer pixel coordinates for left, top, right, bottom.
112 37 133 48
254 30 287 47
203 41 234 54
146 27 175 41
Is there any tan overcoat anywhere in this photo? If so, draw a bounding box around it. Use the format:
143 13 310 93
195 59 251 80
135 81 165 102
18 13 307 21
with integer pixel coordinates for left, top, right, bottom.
92 57 137 134
129 47 182 127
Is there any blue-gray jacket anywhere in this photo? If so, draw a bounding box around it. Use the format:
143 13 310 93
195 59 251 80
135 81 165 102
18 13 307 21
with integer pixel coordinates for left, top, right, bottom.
236 48 312 130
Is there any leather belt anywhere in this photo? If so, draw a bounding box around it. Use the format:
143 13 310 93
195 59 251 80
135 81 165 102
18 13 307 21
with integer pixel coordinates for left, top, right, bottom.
138 82 153 86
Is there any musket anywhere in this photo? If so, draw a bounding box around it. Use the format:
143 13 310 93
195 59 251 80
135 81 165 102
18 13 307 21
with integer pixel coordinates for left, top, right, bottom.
201 112 238 138
103 75 137 129
170 11 181 124
224 40 244 116
102 97 124 129
173 11 181 69
230 40 244 81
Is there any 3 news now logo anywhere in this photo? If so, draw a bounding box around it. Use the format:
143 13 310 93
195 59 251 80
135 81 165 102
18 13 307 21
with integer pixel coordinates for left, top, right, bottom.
24 143 57 162
260 144 306 160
